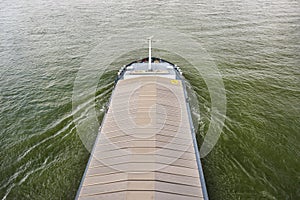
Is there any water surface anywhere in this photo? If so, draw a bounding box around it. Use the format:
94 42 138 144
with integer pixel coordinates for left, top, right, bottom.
0 0 299 199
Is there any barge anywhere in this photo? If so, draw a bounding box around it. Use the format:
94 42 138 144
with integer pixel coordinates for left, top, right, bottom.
76 39 209 200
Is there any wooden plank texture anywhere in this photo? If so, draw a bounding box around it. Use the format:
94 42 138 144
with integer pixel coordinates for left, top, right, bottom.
77 76 203 199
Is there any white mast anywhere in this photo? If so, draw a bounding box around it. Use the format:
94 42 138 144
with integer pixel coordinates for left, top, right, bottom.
148 36 153 71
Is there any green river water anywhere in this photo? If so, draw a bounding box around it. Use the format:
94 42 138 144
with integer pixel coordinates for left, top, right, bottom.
0 0 299 199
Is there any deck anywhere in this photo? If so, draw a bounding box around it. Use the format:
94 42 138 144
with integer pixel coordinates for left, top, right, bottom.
76 76 206 200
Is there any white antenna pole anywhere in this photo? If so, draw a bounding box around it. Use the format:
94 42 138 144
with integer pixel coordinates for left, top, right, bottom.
148 36 153 71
